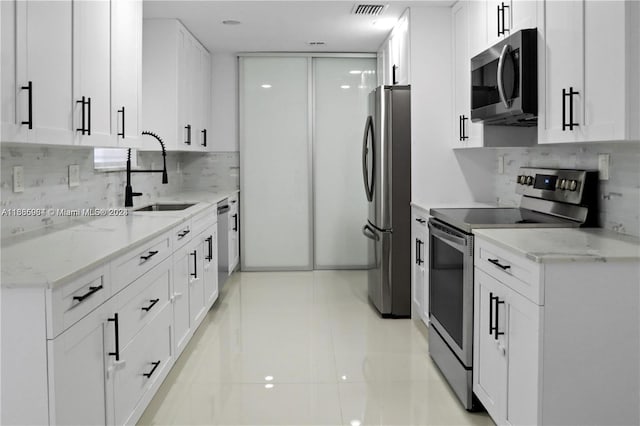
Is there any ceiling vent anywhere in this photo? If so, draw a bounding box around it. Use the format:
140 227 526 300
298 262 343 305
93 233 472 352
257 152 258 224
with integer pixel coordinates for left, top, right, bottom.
307 41 326 46
351 4 387 16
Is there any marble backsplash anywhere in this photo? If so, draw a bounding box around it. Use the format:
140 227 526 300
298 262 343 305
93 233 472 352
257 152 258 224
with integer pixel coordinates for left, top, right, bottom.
0 145 239 237
492 142 640 237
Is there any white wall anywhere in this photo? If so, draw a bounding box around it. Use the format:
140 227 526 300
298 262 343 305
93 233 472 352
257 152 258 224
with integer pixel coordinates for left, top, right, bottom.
407 6 495 208
210 53 239 152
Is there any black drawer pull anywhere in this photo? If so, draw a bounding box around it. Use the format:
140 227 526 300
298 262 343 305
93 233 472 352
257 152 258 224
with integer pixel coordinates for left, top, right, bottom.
143 360 161 378
488 258 511 270
140 250 159 262
73 285 104 302
177 229 190 239
233 214 238 231
107 313 120 361
190 250 198 278
141 298 160 312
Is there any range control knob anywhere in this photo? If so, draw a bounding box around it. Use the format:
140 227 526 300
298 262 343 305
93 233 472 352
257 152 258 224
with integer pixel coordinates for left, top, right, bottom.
568 180 578 191
559 179 567 190
526 176 533 185
519 175 526 185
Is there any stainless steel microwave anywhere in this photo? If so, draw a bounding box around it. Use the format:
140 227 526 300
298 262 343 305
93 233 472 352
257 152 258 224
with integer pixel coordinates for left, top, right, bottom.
470 28 537 126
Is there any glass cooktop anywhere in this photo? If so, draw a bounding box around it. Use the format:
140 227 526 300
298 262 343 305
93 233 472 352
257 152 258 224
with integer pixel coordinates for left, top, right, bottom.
429 207 579 233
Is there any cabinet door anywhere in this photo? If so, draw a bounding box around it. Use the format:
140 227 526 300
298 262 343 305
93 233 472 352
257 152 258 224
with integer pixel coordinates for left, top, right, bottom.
72 0 114 147
188 239 207 329
473 268 507 423
538 1 585 143
412 232 424 316
504 289 540 426
452 2 484 149
172 244 192 356
15 0 74 144
510 0 537 33
468 0 488 58
486 0 508 46
177 26 191 149
112 0 142 147
203 228 219 307
228 203 239 274
1 0 26 143
200 48 212 151
47 304 109 426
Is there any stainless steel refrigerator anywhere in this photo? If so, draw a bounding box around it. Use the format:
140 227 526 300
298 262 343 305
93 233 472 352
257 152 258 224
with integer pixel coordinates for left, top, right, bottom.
361 85 411 317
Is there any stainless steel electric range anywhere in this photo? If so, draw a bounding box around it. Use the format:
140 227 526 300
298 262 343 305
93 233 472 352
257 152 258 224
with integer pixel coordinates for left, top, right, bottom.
427 167 599 410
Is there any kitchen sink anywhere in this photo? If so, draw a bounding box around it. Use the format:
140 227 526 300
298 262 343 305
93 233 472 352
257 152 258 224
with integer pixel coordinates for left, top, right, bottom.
134 203 196 212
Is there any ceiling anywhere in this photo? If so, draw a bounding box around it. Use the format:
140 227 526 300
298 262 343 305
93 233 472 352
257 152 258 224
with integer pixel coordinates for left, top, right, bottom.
143 1 452 54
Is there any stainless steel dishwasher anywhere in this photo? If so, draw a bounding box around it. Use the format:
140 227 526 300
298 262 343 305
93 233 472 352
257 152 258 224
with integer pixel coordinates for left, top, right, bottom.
217 200 230 288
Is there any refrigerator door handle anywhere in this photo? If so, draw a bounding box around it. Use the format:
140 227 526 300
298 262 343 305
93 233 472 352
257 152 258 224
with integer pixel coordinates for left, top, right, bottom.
362 115 374 202
362 224 380 241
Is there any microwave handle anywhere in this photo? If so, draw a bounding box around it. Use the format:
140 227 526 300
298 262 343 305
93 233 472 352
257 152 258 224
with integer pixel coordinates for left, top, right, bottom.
497 44 510 109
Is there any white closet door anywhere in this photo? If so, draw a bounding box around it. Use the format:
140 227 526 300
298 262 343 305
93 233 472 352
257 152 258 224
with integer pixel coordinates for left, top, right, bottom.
240 57 312 270
313 58 377 268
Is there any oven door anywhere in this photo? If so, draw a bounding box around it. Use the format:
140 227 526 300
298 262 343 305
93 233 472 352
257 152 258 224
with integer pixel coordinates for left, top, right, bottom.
428 219 474 367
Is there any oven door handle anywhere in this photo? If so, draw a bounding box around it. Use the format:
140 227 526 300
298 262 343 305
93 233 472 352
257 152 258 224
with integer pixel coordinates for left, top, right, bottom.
428 221 467 250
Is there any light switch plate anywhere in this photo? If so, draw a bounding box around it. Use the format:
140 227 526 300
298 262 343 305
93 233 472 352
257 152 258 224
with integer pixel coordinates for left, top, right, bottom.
13 166 24 193
69 165 80 188
598 154 610 180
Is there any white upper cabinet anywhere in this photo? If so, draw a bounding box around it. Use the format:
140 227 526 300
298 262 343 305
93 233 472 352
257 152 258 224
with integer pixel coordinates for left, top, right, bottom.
538 0 640 144
378 10 410 86
2 0 74 145
73 0 114 147
143 19 212 151
452 2 484 148
1 0 143 148
112 0 143 148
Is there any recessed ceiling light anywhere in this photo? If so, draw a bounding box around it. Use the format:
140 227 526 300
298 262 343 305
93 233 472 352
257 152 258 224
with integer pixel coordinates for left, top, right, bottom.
261 84 272 89
341 85 351 89
349 70 362 75
265 375 274 381
264 383 274 389
222 20 241 25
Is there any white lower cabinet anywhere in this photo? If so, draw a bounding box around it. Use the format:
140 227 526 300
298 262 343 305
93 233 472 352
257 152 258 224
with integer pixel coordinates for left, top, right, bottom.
47 302 112 426
411 208 429 325
228 194 240 274
202 225 219 307
473 235 639 426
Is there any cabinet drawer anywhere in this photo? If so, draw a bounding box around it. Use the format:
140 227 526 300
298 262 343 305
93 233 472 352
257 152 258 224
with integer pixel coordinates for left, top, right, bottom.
172 220 193 250
191 205 217 237
475 238 543 305
47 265 111 338
111 233 171 294
113 303 173 426
114 258 172 349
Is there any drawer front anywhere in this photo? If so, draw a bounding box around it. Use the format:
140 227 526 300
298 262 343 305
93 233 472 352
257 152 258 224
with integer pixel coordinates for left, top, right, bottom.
113 304 173 426
47 265 111 338
475 238 543 305
172 220 193 250
114 258 172 349
191 205 217 238
112 233 172 295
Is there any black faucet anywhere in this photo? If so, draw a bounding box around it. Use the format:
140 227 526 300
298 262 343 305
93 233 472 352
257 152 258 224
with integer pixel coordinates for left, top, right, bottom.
124 131 169 207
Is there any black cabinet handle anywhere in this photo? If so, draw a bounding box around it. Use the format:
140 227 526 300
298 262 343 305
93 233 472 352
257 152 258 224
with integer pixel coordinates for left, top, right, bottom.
201 129 207 147
497 4 501 36
415 218 426 224
140 250 159 262
418 240 424 265
206 236 213 261
494 298 505 340
489 292 496 335
141 298 160 312
233 214 238 232
118 106 125 138
562 87 580 131
21 81 33 129
460 115 469 141
415 239 420 265
185 124 192 145
392 64 398 85
143 360 161 378
87 97 92 135
497 2 509 36
76 97 91 135
488 258 511 270
108 313 120 361
77 96 86 134
73 284 104 303
190 250 198 278
177 229 190 239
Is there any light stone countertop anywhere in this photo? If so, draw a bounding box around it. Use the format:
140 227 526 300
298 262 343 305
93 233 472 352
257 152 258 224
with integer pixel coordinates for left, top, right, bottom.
474 228 640 263
1 190 238 289
410 201 497 215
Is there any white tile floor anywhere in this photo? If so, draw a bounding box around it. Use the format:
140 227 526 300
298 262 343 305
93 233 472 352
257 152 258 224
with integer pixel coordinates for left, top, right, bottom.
138 271 493 426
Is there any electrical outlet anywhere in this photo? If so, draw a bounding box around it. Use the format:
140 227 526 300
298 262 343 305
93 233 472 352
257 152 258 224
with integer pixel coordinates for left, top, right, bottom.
69 165 80 188
13 166 24 193
498 155 505 174
598 153 610 180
